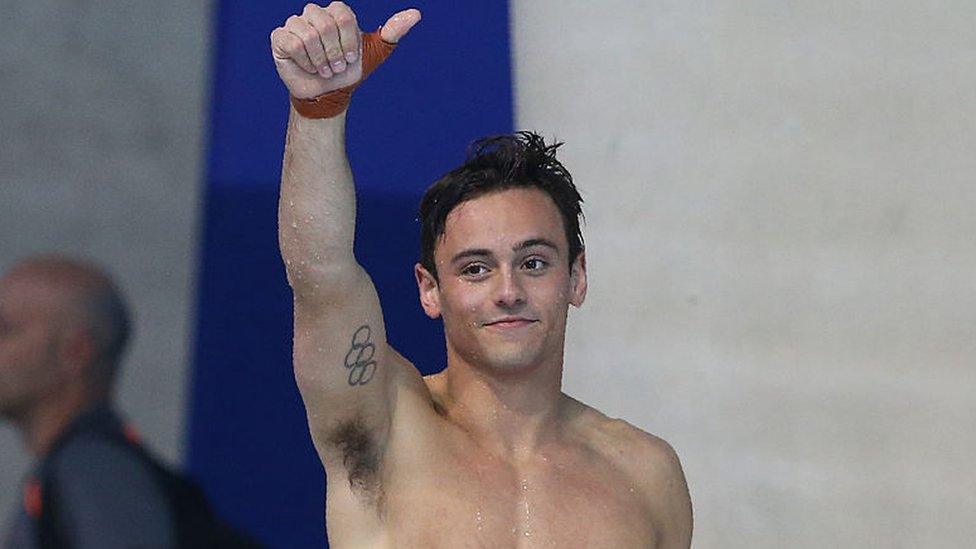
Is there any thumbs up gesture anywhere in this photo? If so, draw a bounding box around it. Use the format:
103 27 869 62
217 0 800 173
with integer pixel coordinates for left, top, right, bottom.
270 2 421 100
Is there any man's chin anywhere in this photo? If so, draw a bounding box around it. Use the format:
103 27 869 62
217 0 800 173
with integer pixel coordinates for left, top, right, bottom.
449 333 547 374
477 346 545 375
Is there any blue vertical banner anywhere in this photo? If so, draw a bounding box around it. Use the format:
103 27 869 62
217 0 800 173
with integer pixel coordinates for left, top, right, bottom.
189 2 514 547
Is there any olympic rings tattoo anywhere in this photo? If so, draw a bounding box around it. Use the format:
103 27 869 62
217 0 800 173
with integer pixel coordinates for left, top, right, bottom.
344 325 377 386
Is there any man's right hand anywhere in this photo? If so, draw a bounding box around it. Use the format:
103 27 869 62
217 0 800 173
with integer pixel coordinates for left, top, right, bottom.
270 2 421 99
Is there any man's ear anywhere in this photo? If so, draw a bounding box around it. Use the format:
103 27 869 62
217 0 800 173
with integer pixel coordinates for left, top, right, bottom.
569 251 587 308
56 325 96 378
414 263 442 319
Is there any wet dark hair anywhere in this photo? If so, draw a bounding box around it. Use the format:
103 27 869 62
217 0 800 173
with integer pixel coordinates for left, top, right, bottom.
418 131 584 280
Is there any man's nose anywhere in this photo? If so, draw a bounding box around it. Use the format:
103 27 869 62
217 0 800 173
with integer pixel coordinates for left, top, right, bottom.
493 268 525 309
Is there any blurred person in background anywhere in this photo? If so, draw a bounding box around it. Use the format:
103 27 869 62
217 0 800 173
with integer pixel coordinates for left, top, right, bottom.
0 255 257 548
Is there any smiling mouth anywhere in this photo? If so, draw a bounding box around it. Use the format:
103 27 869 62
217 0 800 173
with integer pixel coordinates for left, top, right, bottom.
484 318 538 329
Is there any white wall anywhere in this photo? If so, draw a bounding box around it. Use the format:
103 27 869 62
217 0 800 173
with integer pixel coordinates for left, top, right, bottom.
512 1 976 546
0 0 209 531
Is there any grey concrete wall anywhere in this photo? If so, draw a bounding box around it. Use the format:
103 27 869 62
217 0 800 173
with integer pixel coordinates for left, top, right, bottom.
0 0 209 531
512 1 975 546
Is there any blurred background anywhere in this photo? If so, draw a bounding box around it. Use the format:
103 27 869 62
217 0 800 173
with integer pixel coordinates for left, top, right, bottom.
2 0 974 547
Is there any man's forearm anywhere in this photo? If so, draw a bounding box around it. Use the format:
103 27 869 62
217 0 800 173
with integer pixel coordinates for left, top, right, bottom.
272 3 419 292
278 107 357 288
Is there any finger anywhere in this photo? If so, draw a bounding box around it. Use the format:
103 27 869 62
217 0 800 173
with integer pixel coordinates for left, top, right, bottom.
380 8 421 44
285 15 329 76
270 26 316 74
302 5 343 75
305 4 346 75
326 1 361 63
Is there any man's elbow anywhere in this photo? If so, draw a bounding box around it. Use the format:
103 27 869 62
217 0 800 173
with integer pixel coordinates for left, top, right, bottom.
286 258 360 296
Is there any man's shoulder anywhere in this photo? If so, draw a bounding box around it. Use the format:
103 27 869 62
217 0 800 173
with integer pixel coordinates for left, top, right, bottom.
51 425 131 464
564 396 686 492
567 399 693 543
48 432 160 490
40 426 176 546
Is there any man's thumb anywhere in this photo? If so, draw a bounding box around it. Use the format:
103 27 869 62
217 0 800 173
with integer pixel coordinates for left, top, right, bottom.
380 8 421 43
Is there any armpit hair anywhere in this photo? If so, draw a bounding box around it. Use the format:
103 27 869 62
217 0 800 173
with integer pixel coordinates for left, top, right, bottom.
327 416 382 504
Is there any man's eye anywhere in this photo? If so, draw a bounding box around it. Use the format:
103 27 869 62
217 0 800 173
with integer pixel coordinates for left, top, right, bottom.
461 264 488 276
524 258 548 270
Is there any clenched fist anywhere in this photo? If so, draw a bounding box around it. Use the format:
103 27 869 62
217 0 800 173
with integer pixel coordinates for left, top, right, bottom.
270 2 421 100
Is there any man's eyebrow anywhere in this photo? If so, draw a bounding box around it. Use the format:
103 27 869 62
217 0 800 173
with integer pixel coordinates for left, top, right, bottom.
450 248 493 264
450 239 560 264
514 238 560 253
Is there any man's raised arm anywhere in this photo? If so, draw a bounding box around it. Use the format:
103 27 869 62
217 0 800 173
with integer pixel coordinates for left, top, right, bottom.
270 3 420 463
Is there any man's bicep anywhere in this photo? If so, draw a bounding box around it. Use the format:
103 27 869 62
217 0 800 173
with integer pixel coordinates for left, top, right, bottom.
292 264 394 454
649 443 693 548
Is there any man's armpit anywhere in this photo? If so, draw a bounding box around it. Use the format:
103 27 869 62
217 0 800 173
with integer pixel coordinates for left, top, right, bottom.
327 415 382 505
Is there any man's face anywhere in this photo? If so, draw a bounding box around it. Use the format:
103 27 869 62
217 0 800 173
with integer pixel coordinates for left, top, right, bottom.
0 272 67 420
417 187 586 374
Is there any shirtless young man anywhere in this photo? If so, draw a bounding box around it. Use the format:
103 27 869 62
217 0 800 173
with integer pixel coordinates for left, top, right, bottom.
270 3 692 547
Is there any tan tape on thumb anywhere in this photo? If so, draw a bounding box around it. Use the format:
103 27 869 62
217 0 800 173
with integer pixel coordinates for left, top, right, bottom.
290 32 397 119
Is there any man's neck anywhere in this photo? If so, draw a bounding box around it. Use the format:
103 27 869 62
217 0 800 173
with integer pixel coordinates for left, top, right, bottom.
435 350 569 458
21 388 99 457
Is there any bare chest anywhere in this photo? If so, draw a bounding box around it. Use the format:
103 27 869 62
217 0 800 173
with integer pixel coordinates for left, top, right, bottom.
379 442 658 548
